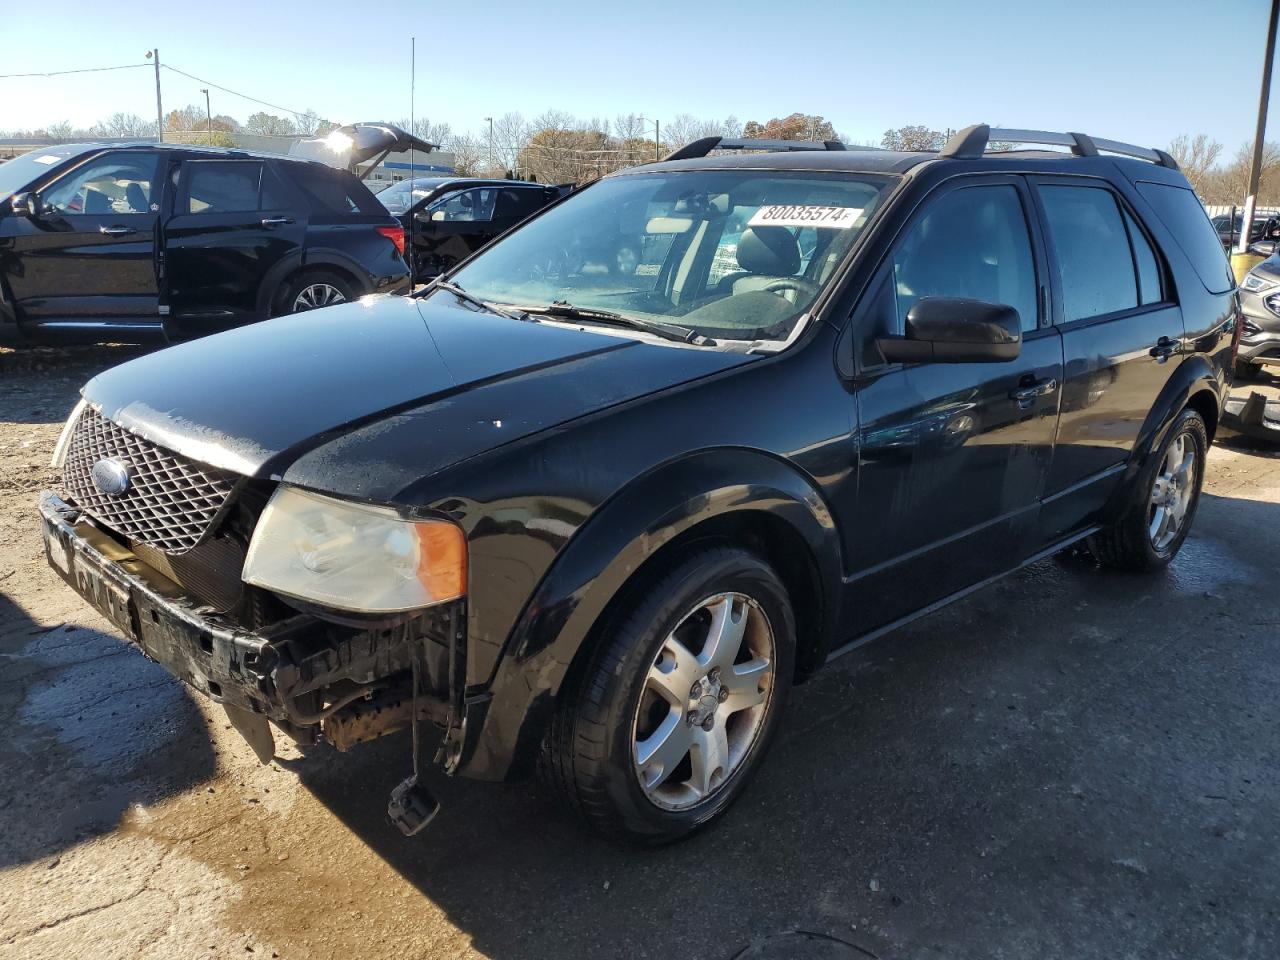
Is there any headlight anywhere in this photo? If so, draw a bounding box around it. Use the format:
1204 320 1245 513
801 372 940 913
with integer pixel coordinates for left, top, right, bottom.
242 486 466 613
51 398 87 469
1241 270 1278 294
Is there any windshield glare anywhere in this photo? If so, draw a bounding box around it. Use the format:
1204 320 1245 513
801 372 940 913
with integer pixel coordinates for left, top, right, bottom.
0 147 80 198
449 170 891 343
376 178 447 214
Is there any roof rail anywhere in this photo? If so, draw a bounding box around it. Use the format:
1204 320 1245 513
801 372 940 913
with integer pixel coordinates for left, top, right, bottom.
662 136 847 162
938 124 1179 170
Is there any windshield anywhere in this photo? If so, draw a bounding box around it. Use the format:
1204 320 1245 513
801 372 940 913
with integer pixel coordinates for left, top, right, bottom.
0 147 81 198
377 177 450 214
449 170 892 343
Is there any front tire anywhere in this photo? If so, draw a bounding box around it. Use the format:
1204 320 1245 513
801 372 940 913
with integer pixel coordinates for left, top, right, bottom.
1085 408 1207 571
542 546 795 843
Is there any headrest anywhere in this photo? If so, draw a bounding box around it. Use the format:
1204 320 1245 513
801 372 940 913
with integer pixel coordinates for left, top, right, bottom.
736 227 801 276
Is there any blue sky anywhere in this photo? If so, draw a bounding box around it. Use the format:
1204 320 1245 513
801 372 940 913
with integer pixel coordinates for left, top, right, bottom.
1 0 1276 154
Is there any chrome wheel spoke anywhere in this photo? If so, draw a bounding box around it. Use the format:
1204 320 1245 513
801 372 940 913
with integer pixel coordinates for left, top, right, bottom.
689 721 730 797
698 595 747 674
294 284 346 312
722 657 770 713
646 635 702 707
635 710 693 789
1148 431 1196 551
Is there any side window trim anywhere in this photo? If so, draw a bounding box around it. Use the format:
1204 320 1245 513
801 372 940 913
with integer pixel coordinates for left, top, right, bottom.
1028 175 1173 331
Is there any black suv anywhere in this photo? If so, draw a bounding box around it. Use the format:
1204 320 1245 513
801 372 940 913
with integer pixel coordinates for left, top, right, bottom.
40 125 1236 843
376 177 571 279
0 142 410 343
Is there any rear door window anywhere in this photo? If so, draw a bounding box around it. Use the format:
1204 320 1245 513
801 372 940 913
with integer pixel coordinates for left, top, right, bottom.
1135 181 1234 294
183 161 263 214
429 188 497 222
1039 185 1138 321
1123 209 1162 305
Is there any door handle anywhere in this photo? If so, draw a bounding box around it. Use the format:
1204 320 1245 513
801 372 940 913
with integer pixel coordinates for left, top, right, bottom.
1149 336 1179 362
1009 377 1059 404
99 225 135 236
260 217 295 226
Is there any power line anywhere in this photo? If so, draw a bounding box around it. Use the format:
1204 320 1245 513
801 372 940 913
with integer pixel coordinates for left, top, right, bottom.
160 63 331 125
0 63 149 79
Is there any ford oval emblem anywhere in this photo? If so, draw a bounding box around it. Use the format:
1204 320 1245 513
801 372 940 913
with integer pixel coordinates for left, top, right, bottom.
90 459 132 496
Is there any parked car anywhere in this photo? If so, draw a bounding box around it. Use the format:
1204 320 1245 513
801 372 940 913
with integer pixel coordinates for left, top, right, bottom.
40 125 1234 843
1234 256 1280 379
375 177 571 279
1211 212 1275 250
0 141 410 343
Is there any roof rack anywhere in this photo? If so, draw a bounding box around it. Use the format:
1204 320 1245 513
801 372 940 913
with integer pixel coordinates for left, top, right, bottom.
938 124 1179 170
662 136 847 162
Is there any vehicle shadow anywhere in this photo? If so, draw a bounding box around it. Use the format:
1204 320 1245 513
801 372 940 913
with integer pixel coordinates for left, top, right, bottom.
0 586 217 870
0 343 153 425
291 488 1280 960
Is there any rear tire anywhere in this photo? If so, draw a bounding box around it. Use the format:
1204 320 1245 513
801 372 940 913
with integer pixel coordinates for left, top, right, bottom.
1085 408 1207 571
277 271 357 315
541 546 795 843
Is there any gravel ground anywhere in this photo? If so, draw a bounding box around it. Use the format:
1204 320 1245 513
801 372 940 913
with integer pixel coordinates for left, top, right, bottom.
1 344 1278 960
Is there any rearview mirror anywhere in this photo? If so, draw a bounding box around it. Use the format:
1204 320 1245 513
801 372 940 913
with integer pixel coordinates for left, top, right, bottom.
876 297 1021 364
9 192 41 218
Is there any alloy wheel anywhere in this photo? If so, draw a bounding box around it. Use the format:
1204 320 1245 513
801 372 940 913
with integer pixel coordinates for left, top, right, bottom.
292 283 347 312
631 592 776 811
1149 432 1196 552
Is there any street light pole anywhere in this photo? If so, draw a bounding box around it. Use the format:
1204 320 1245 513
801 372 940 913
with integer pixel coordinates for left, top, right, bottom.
484 116 494 174
200 88 211 143
1239 0 1280 259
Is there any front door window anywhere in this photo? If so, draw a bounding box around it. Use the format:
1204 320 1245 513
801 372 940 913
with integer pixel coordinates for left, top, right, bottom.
43 153 161 216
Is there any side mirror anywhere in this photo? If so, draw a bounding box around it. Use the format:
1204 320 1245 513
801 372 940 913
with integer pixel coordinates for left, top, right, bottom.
877 297 1021 364
9 192 41 218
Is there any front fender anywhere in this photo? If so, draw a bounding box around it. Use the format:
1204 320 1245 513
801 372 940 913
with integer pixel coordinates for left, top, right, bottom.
455 448 843 781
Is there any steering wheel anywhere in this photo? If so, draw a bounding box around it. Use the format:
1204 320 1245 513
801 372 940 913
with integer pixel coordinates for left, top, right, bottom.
763 278 821 299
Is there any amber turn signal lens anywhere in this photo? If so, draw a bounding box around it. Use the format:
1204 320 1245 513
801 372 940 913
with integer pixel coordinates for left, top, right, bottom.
415 521 467 600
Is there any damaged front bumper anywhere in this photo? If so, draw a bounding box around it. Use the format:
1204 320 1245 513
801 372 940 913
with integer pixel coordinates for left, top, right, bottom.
38 490 467 766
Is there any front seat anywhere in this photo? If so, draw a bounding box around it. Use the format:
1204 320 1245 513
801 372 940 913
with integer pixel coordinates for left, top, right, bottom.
125 182 149 213
728 227 802 301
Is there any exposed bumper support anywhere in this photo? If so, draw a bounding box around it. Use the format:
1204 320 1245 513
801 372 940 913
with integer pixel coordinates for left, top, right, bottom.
38 491 465 757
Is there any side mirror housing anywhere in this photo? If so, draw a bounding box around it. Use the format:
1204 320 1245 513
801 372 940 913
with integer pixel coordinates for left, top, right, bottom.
9 192 41 218
876 297 1022 364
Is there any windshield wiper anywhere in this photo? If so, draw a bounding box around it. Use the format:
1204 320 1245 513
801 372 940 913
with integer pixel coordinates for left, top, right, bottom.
428 279 530 323
514 300 714 345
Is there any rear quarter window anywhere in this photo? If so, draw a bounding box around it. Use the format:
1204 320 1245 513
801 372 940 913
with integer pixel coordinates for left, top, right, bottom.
1134 181 1234 294
285 163 384 216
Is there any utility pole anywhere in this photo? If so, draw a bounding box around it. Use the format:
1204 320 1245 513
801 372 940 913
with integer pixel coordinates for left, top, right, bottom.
484 116 494 174
639 116 660 163
1238 0 1280 261
201 88 211 142
148 49 163 142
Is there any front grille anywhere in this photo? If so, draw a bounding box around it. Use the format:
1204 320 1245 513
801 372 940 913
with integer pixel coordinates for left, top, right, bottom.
62 407 239 554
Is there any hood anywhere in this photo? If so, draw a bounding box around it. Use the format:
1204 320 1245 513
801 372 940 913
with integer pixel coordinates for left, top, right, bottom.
84 296 757 497
288 122 439 178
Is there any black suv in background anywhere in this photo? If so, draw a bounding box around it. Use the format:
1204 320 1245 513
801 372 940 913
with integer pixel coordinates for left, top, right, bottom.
0 143 410 343
376 177 570 278
40 126 1234 843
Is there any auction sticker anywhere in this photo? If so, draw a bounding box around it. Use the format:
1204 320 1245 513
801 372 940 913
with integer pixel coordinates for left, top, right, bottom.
747 205 863 229
33 155 62 165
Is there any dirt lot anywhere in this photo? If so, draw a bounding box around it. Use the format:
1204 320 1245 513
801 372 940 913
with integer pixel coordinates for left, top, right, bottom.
2 344 1279 960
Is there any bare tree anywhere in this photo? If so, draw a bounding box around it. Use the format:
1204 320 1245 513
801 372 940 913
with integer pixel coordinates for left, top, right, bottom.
742 113 837 142
91 112 156 139
446 132 485 176
394 117 452 146
491 112 529 175
1168 133 1223 199
45 120 75 142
